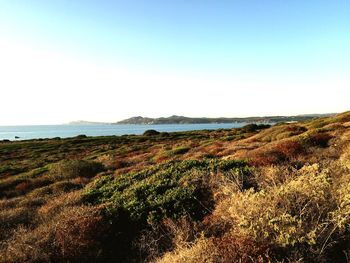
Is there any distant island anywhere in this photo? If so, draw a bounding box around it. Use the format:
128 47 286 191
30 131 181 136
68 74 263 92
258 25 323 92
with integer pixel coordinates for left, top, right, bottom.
115 113 335 125
69 113 336 125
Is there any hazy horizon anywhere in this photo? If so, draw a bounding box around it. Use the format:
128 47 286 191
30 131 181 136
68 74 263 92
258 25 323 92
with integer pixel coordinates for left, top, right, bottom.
1 1 349 125
0 111 339 126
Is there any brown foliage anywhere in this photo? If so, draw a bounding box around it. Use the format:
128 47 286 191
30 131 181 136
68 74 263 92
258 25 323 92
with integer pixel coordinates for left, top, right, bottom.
249 140 304 166
14 181 31 193
0 225 55 263
0 205 108 263
38 191 82 220
274 139 304 156
212 234 271 263
54 206 107 261
249 150 285 166
307 132 333 148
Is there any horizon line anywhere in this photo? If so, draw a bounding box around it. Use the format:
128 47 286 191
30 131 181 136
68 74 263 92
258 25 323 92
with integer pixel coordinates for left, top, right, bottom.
0 111 339 126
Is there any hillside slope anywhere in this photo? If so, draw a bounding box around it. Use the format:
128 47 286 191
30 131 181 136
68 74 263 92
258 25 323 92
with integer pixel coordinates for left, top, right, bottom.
0 111 349 262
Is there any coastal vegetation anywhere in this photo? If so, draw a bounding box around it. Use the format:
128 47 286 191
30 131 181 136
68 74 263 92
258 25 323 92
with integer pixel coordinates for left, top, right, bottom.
0 112 349 262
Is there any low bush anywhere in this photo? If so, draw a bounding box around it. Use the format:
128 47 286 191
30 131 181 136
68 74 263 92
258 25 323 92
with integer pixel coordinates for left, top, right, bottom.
0 205 110 263
249 151 284 166
241 124 260 132
252 165 296 190
249 139 305 166
54 206 109 262
208 162 350 262
304 132 333 148
143 129 160 136
83 159 251 261
49 160 104 180
84 159 249 224
274 139 304 157
241 123 272 133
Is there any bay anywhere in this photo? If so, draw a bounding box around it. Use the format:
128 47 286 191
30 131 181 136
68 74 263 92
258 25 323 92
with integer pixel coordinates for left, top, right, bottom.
0 123 248 141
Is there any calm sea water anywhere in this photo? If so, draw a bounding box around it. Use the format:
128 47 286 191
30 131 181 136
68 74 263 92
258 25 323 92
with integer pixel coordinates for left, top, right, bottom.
0 123 248 141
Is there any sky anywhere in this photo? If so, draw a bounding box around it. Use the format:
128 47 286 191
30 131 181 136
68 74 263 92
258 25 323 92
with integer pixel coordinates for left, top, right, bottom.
0 1 349 125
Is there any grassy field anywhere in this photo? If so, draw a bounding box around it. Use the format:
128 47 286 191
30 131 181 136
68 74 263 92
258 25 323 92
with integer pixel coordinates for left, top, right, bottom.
0 112 350 262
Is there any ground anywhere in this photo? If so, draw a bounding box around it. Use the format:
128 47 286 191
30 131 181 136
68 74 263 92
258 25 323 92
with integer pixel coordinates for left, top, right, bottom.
0 112 350 262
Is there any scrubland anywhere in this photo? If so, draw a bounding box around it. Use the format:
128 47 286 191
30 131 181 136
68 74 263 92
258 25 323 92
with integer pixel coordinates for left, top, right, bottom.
0 112 350 262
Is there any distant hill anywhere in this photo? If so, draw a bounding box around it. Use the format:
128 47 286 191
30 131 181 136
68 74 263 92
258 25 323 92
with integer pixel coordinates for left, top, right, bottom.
116 113 336 125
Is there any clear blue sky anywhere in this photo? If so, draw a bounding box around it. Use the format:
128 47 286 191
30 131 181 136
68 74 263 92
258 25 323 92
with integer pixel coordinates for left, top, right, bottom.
0 1 349 124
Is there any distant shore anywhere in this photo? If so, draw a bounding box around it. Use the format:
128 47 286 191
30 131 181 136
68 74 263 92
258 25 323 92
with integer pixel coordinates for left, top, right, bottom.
70 113 335 125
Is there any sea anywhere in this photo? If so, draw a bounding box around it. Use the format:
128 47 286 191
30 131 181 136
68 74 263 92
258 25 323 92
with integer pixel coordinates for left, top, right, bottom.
0 123 248 141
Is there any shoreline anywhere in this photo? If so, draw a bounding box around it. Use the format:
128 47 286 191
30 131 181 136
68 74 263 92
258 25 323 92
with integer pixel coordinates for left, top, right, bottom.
0 123 253 141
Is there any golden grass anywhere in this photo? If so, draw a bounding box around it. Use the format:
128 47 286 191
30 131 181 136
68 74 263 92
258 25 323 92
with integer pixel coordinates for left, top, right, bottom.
156 158 350 262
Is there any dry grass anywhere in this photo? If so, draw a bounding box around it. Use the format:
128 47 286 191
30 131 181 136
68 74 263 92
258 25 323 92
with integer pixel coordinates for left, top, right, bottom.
38 190 83 220
0 204 108 263
155 119 350 262
156 234 271 263
156 158 350 263
1 111 350 262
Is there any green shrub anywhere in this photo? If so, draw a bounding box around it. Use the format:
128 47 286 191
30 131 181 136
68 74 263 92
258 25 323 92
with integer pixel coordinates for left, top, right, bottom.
83 159 251 261
241 124 260 132
84 159 249 224
143 130 160 136
241 124 271 133
49 160 104 180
